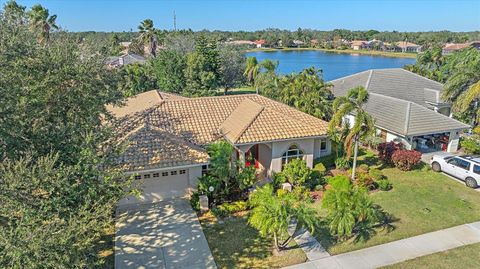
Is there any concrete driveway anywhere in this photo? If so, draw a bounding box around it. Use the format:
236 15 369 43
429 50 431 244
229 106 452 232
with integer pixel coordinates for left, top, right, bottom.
115 199 217 269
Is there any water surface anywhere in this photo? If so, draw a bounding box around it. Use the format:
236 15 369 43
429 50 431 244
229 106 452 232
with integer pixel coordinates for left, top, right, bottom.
245 50 416 81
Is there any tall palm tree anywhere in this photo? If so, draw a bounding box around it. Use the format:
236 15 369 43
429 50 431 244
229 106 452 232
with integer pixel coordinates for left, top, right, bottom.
138 19 157 57
27 4 58 44
244 56 260 84
260 59 278 73
329 87 375 180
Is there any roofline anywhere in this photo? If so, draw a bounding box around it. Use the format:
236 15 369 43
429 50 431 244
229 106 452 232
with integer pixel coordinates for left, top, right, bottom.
124 162 210 175
399 68 444 88
233 134 329 146
328 69 371 83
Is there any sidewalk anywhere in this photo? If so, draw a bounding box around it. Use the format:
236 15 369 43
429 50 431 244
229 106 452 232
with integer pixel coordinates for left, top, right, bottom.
284 221 480 269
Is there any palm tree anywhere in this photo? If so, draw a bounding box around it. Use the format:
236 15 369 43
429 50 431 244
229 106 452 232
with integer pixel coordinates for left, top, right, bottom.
27 4 58 44
244 56 260 84
260 59 279 73
329 87 375 180
138 19 157 57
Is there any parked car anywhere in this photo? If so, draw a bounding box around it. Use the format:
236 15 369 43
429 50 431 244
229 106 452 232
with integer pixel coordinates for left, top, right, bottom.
430 154 480 188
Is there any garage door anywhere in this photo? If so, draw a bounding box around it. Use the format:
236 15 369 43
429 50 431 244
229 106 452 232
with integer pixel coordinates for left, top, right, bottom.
119 169 190 206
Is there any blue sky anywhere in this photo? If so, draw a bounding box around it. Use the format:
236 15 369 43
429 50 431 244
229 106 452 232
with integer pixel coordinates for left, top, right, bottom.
6 0 480 32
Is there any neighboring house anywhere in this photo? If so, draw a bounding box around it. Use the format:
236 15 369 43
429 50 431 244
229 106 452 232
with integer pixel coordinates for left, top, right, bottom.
350 40 368 50
107 91 331 205
395 41 422 53
225 40 256 47
442 41 480 55
254 39 267 48
119 41 131 54
105 53 146 68
330 68 470 153
292 40 305 47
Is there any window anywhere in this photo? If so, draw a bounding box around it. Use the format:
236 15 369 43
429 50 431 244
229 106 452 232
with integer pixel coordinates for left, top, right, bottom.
153 173 159 178
179 170 186 174
171 171 177 176
162 172 169 177
474 165 480 175
134 175 141 180
282 145 304 166
320 139 327 151
448 158 470 171
143 174 150 179
202 164 209 176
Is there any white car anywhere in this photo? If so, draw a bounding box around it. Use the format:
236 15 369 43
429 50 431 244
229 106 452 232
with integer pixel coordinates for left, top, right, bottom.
430 154 480 188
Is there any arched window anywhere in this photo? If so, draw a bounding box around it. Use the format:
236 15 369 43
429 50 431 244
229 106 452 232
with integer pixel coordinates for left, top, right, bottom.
281 145 304 166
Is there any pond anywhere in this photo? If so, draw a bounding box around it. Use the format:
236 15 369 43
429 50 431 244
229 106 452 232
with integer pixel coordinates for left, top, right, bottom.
245 50 416 81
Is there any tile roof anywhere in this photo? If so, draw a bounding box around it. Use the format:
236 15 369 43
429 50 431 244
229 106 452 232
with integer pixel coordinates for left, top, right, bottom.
108 90 329 171
330 69 470 136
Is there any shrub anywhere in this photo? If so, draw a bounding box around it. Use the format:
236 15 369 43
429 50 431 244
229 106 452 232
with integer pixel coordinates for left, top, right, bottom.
378 142 403 165
237 164 257 190
313 162 327 175
335 157 351 170
282 158 313 186
314 184 324 191
355 171 376 190
190 191 200 211
377 179 392 191
460 137 480 154
314 154 335 169
363 136 383 150
391 150 422 171
212 200 248 217
358 164 370 173
369 168 385 181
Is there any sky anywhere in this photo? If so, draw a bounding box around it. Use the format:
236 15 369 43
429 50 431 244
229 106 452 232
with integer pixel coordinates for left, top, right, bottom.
6 0 480 32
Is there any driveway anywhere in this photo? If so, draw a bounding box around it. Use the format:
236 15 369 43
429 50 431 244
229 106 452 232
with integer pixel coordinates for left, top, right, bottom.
115 199 217 269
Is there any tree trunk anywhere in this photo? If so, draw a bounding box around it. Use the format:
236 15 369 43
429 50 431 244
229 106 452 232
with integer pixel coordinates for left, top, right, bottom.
351 136 359 181
273 231 279 251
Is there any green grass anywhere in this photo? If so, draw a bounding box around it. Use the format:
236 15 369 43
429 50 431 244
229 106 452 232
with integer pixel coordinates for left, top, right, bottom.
313 150 480 254
382 243 480 269
218 86 256 96
199 212 307 269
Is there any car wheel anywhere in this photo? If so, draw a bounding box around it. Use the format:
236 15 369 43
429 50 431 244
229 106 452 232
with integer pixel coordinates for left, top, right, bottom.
465 177 478 188
431 162 441 172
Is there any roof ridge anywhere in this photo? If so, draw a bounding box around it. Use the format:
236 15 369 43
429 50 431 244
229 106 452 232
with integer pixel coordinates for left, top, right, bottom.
404 102 411 134
399 68 444 87
328 69 371 83
369 92 411 104
219 98 265 144
231 103 265 143
365 70 373 89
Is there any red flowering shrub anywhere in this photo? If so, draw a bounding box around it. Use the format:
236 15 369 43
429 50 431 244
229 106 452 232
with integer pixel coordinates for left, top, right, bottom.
377 142 403 165
391 150 422 171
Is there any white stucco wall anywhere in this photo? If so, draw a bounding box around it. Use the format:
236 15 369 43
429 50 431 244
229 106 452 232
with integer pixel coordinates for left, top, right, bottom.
447 131 460 153
270 138 315 173
386 132 412 150
314 137 332 159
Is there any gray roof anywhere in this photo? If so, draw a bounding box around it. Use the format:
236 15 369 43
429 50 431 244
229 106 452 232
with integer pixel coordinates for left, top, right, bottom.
330 69 470 136
106 53 146 67
330 68 444 107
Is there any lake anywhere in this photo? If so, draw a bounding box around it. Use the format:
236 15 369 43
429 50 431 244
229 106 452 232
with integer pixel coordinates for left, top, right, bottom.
245 50 416 81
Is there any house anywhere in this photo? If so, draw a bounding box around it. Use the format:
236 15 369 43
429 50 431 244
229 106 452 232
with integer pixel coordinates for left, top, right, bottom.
254 39 267 48
395 41 422 53
330 68 470 153
225 40 256 47
107 91 331 205
350 40 368 50
442 41 480 55
105 53 146 68
292 40 305 47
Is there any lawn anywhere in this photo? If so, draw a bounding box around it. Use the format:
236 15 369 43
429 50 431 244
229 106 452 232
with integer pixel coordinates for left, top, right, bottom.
382 243 480 269
314 150 480 254
199 212 306 269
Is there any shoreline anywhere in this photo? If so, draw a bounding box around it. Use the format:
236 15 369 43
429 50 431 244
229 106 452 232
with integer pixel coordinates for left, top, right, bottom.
245 47 417 59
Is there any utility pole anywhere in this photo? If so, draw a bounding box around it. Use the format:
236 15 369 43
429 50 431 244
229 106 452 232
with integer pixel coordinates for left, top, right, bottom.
173 10 176 31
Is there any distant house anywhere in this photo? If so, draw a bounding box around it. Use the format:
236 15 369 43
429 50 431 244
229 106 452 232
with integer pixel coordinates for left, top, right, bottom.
310 39 319 46
119 41 132 54
106 53 146 68
396 41 422 53
225 40 255 47
350 40 368 50
254 39 267 48
292 40 305 47
442 41 480 55
330 68 469 153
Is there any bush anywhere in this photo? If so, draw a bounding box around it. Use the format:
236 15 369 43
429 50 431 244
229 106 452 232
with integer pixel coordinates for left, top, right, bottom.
356 171 376 190
378 142 403 165
212 200 248 217
369 168 385 181
314 154 335 169
363 136 383 150
237 164 257 190
314 184 324 191
335 157 351 170
391 150 422 171
460 137 480 154
313 162 327 175
358 164 370 173
190 191 200 211
282 158 313 186
377 179 392 191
